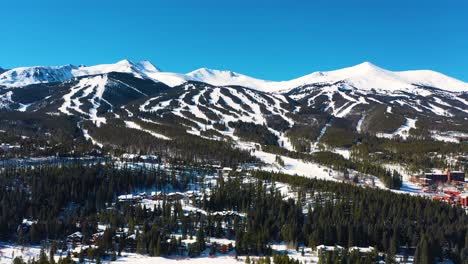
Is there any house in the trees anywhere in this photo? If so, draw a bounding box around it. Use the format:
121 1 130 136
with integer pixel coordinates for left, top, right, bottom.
67 231 83 243
17 219 37 235
348 246 375 257
317 245 345 255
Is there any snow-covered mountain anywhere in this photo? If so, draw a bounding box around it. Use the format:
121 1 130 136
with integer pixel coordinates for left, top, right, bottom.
288 62 468 93
1 59 467 146
2 60 467 94
0 60 190 88
1 65 467 153
187 62 468 93
186 68 280 92
0 64 76 87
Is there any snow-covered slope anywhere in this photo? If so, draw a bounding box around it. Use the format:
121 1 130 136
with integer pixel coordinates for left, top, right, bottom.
0 64 76 87
71 59 160 78
187 68 280 92
0 91 14 109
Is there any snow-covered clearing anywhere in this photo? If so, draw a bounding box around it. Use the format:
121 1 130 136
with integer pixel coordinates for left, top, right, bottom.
124 121 170 140
237 142 337 181
311 120 332 151
376 117 416 139
116 254 240 264
427 103 452 117
82 128 103 148
334 96 368 118
331 148 351 159
356 114 366 132
0 244 43 264
430 131 467 143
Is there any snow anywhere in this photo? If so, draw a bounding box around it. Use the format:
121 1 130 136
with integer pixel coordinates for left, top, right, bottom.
427 103 452 116
17 103 32 112
72 60 160 79
0 60 191 88
59 75 109 127
139 83 294 144
399 181 423 194
0 244 43 264
431 131 468 143
432 134 460 143
114 254 240 264
21 219 37 226
376 117 417 140
0 91 13 109
334 96 368 118
356 115 366 132
187 68 280 93
0 65 76 87
311 120 332 151
82 127 103 148
332 148 351 159
2 60 467 94
240 142 336 180
124 121 170 140
189 62 468 93
348 246 375 253
398 69 468 92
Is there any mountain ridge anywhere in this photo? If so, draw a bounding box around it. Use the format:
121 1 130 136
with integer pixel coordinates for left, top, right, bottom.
0 70 467 161
1 60 467 93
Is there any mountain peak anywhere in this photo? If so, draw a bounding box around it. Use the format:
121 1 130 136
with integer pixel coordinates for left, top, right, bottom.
113 59 160 73
356 61 377 67
117 59 132 64
346 61 385 72
114 59 134 67
134 60 161 73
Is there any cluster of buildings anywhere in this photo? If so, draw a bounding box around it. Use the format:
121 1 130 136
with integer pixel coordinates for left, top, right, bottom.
429 187 468 207
410 169 465 186
410 169 467 207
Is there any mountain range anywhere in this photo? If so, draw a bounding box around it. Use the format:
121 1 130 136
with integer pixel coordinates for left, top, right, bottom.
1 60 467 93
1 59 467 157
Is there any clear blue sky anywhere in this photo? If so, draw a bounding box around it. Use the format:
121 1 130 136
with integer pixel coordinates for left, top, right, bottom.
1 0 467 81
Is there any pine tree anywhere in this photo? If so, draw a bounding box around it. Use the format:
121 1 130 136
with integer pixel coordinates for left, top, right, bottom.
196 223 205 251
155 237 161 256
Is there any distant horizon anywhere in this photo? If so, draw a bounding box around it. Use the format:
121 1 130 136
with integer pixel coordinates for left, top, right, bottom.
2 59 467 83
1 0 467 82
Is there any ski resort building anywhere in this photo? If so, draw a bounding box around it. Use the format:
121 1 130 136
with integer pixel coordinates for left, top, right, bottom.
461 193 468 207
412 169 465 184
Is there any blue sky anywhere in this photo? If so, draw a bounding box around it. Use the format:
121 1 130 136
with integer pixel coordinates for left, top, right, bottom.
1 0 467 81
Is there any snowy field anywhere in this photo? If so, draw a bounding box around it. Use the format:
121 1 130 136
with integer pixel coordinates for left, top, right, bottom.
0 244 318 264
115 254 241 264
